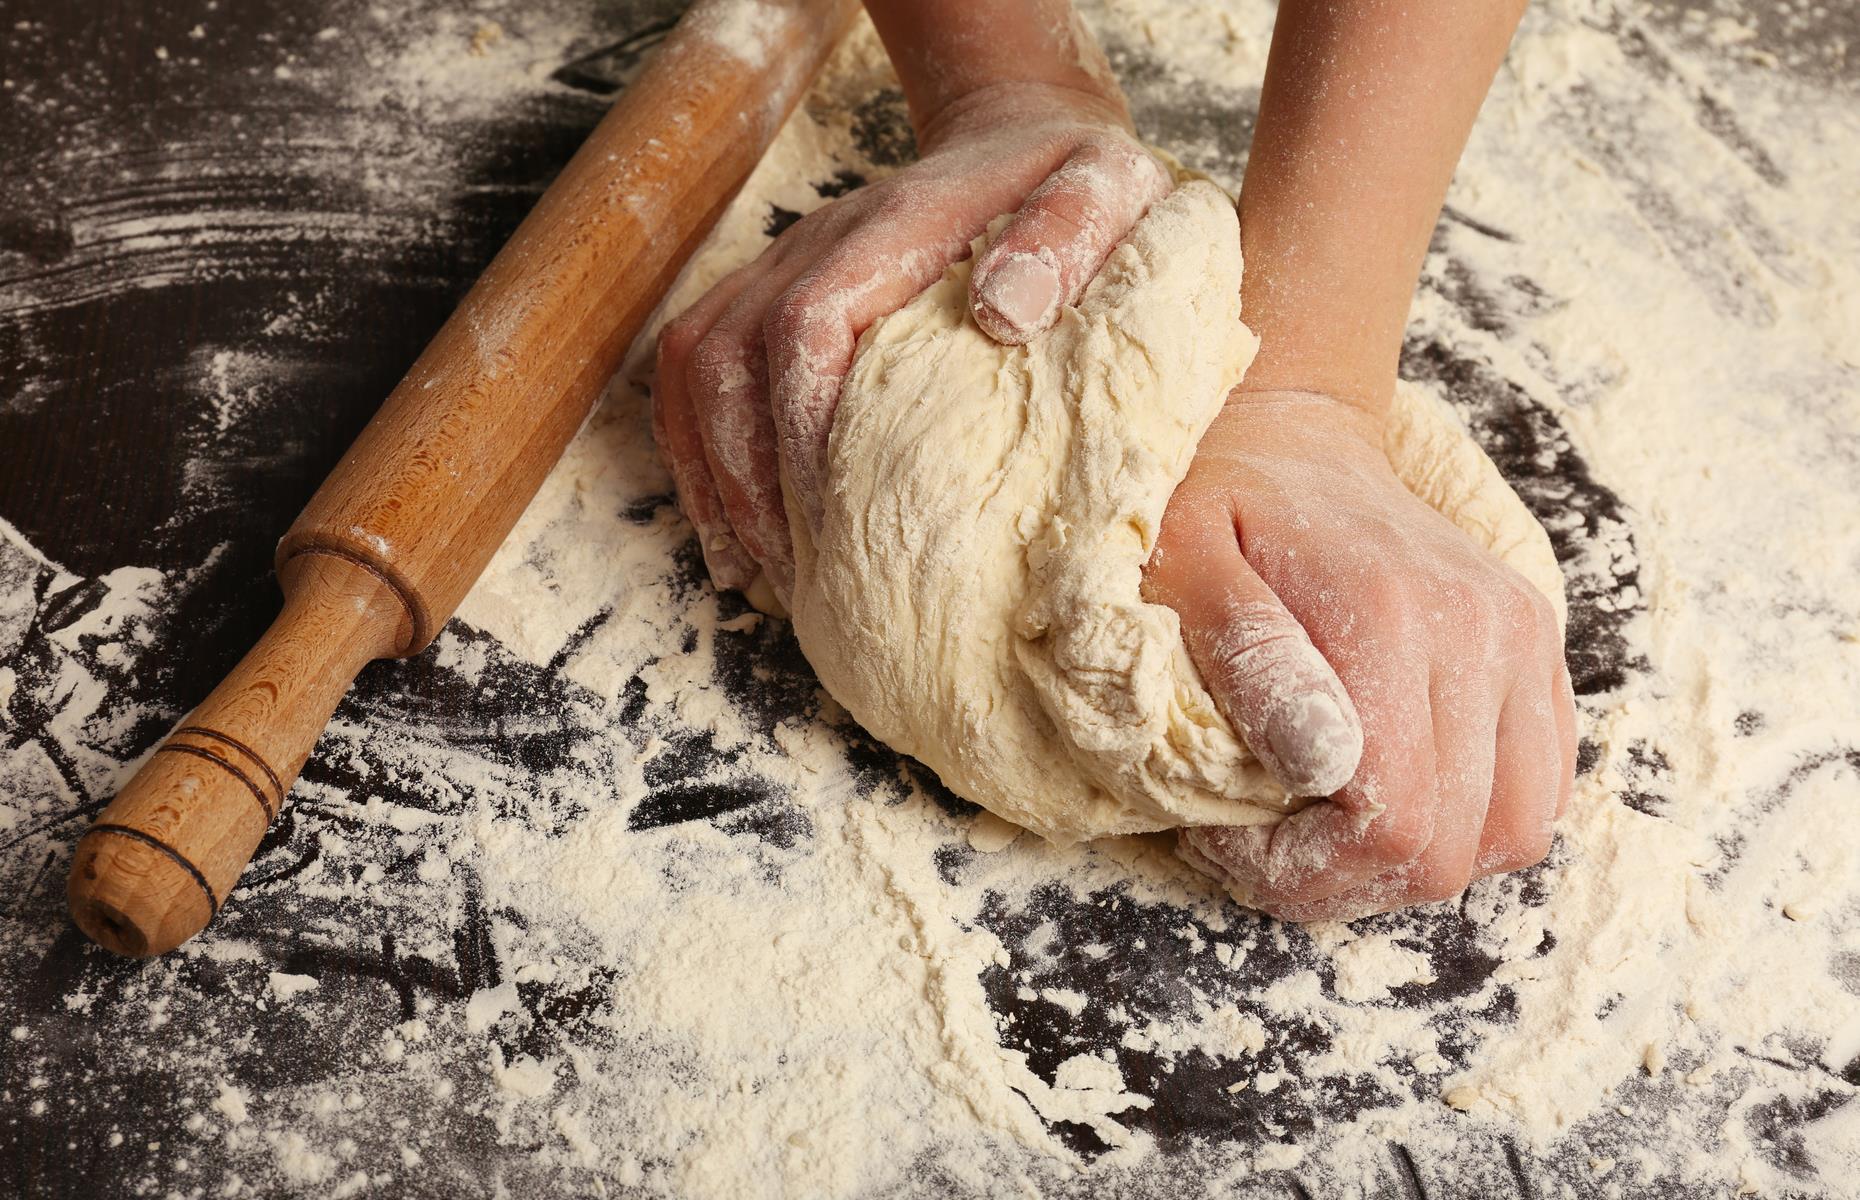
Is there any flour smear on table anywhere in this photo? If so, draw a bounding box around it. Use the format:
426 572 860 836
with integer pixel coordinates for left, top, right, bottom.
2 1 1858 1197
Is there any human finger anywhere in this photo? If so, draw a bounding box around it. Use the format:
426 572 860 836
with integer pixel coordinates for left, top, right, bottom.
654 263 764 589
1144 514 1363 797
765 220 979 534
967 136 1172 345
1270 703 1497 921
685 252 823 594
1181 660 1439 910
1472 671 1563 879
1550 655 1577 820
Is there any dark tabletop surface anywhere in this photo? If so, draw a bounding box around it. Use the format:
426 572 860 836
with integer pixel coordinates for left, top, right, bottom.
3 1 1857 1198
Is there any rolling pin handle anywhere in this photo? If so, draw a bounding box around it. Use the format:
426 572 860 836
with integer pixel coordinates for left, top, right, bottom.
67 553 409 956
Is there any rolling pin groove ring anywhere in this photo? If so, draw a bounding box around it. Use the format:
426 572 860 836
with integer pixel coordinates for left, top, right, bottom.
174 726 286 809
81 825 221 916
156 743 278 824
289 544 430 654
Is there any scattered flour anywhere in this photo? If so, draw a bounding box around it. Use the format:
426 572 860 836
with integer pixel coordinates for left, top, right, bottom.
2 1 1858 1198
268 972 322 1002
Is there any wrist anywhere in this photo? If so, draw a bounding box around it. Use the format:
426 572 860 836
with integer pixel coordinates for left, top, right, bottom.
914 79 1132 155
865 0 1129 149
1230 365 1394 427
1234 231 1404 427
1217 386 1390 450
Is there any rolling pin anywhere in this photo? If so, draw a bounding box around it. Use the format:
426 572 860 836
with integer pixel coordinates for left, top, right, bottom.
66 0 861 957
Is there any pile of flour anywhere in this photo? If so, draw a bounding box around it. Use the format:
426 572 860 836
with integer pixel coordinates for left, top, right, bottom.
2 1 1857 1197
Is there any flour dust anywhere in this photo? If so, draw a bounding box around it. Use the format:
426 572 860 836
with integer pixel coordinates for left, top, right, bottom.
2 1 1858 1197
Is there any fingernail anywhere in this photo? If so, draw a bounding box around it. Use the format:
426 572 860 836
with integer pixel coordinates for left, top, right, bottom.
699 530 754 592
1265 692 1363 797
975 252 1060 343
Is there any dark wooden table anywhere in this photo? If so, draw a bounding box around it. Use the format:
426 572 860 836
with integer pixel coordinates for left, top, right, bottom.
4 1 1853 1197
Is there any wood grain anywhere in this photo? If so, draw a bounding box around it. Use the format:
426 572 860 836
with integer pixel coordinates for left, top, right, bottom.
67 0 860 957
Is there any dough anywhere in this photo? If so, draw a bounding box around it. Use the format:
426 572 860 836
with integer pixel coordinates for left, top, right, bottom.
786 181 1564 845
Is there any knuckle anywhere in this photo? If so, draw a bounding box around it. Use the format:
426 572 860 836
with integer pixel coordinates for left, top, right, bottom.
1355 568 1421 629
1023 199 1093 248
1496 578 1548 640
1364 806 1433 867
656 314 704 371
1203 609 1321 696
1413 872 1469 907
1437 573 1495 632
1078 128 1135 159
1096 135 1169 188
1458 570 1550 650
688 330 757 400
763 288 824 350
1480 816 1555 876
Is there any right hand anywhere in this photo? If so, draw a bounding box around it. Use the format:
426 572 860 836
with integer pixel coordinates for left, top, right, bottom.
652 80 1172 604
1145 393 1576 921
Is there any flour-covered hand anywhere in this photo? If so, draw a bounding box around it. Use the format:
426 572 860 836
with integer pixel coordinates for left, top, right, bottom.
653 81 1170 603
1145 392 1577 921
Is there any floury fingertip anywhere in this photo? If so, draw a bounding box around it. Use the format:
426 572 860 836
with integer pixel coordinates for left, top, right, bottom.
972 251 1060 344
1263 690 1365 798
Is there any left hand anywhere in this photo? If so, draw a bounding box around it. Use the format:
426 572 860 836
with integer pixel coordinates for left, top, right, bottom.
652 82 1170 605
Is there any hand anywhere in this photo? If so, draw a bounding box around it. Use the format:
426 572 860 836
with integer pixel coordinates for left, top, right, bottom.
653 81 1171 602
1144 391 1577 921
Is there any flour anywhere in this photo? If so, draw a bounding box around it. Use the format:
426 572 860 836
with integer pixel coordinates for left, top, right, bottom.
268 972 322 1002
689 0 789 69
213 1080 253 1126
3 0 1859 1197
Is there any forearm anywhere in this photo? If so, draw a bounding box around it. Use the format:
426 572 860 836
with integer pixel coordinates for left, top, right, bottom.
1237 0 1527 417
862 0 1127 139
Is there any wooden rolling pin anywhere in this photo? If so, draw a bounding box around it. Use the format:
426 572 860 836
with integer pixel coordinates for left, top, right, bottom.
67 0 860 957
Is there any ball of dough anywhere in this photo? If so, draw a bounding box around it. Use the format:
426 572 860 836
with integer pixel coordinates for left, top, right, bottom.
786 181 1563 845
